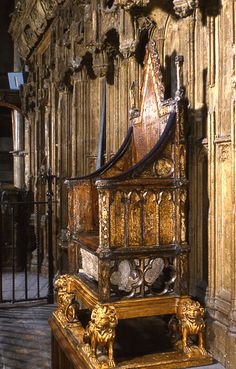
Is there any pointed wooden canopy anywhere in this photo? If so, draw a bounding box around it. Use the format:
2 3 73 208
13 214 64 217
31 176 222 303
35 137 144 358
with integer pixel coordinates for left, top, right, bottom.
132 40 176 163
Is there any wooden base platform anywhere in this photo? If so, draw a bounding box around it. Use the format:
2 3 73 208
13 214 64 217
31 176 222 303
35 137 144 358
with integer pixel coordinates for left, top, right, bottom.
49 311 213 369
70 274 190 319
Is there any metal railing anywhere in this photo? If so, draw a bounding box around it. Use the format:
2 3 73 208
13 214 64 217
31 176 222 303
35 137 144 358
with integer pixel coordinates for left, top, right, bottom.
0 169 56 304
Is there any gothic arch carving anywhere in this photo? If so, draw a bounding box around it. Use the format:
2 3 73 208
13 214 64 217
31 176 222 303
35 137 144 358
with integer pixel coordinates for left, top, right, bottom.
0 102 21 113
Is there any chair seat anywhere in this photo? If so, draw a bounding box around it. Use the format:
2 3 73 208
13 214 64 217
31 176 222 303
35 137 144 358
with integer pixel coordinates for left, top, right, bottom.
76 232 99 253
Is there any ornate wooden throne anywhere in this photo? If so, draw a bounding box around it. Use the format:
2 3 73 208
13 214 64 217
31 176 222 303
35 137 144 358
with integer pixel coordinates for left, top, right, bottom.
51 41 212 369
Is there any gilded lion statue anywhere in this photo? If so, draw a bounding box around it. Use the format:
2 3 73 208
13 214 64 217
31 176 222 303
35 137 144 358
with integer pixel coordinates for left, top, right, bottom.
176 298 207 356
84 304 118 367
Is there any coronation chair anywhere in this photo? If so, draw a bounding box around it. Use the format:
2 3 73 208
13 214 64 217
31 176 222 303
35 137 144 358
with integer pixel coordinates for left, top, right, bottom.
51 40 212 369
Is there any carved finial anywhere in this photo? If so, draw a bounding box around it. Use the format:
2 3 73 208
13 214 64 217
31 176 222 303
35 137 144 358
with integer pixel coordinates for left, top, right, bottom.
130 81 136 108
173 0 196 18
15 0 25 14
147 40 165 101
129 82 139 119
175 55 184 100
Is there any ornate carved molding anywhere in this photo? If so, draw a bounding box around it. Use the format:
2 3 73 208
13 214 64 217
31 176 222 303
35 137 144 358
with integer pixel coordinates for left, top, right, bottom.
98 191 110 251
9 0 66 60
114 0 150 9
0 90 21 110
218 143 231 162
92 49 109 78
22 81 36 115
54 274 80 326
173 0 196 18
9 0 154 64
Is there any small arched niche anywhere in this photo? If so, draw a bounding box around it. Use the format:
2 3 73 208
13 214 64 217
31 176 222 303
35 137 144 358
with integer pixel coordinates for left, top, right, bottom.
0 107 14 185
103 0 115 10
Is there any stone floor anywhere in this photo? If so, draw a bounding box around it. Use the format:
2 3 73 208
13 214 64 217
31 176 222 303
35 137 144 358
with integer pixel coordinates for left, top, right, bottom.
0 304 225 369
0 305 54 369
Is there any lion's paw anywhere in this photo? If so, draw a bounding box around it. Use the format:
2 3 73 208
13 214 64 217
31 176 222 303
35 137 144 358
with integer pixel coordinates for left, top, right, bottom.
183 345 194 355
199 347 208 356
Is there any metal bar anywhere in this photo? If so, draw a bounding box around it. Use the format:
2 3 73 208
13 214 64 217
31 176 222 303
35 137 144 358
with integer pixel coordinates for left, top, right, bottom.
0 297 47 304
24 202 29 300
0 201 56 205
35 203 40 299
47 168 54 304
0 203 3 302
24 263 28 300
11 206 15 303
24 236 28 299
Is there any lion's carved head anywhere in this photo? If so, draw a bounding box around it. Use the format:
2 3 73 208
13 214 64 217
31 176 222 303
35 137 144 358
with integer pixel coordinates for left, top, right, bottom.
91 304 118 329
178 299 205 322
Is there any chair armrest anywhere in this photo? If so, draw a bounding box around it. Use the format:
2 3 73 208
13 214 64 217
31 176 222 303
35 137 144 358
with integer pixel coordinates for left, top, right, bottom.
67 178 98 235
66 126 133 183
65 127 133 236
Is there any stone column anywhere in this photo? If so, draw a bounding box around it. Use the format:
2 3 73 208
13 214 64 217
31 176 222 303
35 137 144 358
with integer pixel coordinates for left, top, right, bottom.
71 75 78 177
24 117 31 190
11 110 24 189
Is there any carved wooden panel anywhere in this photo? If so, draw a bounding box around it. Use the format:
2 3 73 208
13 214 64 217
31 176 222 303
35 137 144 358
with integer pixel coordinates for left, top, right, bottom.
108 187 178 250
143 192 157 247
159 191 175 245
110 191 125 248
68 181 98 235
